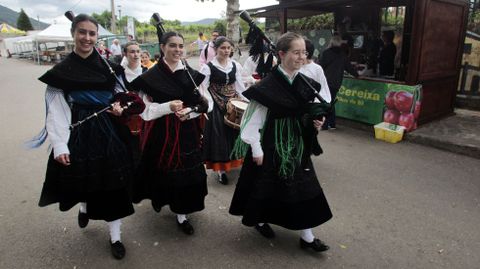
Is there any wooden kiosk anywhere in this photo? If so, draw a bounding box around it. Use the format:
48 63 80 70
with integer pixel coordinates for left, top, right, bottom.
248 0 469 125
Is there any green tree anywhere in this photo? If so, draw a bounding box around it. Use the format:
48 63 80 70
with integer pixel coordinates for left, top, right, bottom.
197 0 240 43
287 14 334 31
16 8 34 31
213 19 227 36
92 10 113 30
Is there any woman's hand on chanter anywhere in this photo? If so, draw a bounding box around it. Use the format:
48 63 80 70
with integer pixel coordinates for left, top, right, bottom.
313 117 326 131
169 100 183 112
175 107 192 121
55 154 71 166
107 101 124 116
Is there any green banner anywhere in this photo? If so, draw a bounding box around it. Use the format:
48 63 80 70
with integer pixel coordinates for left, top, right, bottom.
336 78 421 125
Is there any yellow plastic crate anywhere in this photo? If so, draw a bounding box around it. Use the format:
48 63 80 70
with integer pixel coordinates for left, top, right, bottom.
374 122 405 143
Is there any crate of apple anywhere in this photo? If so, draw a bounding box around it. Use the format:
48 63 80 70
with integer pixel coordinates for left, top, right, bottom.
383 90 421 132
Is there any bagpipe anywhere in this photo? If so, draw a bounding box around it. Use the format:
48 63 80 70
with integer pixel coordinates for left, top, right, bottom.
239 10 334 157
64 11 145 130
151 13 208 115
239 10 333 117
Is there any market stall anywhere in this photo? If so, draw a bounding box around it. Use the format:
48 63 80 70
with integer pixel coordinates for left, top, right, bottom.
247 0 469 129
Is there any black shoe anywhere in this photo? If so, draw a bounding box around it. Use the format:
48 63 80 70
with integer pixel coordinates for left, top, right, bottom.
218 173 229 185
151 201 162 213
78 211 89 228
299 238 329 252
110 241 126 259
177 219 194 235
255 223 275 238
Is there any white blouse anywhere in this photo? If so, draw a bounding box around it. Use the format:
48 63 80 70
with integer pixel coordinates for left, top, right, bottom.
122 62 143 83
299 61 332 103
45 79 125 159
199 57 247 101
140 59 213 121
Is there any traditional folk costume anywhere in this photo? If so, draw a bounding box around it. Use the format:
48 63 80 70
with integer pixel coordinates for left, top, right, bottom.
121 61 147 164
199 58 246 180
229 65 332 234
29 51 144 249
130 59 211 219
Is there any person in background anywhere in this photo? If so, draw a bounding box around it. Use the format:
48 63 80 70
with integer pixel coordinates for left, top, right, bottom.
199 30 220 67
140 50 155 69
122 42 145 82
319 35 359 130
300 39 331 104
110 38 122 64
97 40 111 59
241 42 277 88
378 30 397 77
191 32 207 56
199 36 246 185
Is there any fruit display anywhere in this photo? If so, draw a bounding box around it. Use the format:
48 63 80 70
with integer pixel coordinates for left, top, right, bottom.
382 88 421 132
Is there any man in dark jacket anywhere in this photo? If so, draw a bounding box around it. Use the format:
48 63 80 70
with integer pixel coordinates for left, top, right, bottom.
319 35 359 129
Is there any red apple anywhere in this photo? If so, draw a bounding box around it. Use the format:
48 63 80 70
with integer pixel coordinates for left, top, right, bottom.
413 101 421 119
384 109 400 124
385 91 396 109
394 91 414 113
399 113 415 132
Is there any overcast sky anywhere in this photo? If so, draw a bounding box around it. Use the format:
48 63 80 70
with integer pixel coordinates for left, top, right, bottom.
2 0 278 24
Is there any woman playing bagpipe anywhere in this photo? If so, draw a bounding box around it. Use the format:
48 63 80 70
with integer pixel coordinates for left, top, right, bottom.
129 30 212 235
199 36 246 185
229 32 333 252
28 13 145 259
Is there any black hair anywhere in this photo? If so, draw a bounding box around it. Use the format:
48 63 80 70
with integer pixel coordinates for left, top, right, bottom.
304 38 314 60
160 31 184 45
213 36 234 49
70 14 98 36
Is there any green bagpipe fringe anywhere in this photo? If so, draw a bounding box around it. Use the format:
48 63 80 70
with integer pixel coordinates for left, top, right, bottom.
230 105 304 179
274 117 304 179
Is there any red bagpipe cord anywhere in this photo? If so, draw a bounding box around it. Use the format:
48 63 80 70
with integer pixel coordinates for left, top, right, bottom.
140 115 201 170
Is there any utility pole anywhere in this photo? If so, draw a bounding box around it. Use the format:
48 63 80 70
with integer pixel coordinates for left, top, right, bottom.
110 0 117 33
37 15 40 30
118 5 122 34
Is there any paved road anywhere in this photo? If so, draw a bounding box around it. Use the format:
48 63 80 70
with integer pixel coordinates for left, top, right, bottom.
1 56 479 269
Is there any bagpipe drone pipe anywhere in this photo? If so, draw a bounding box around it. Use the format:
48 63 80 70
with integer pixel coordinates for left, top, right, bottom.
151 12 208 114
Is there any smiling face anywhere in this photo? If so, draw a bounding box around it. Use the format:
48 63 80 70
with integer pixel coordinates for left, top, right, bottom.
278 38 307 73
72 20 98 58
161 36 184 63
215 41 233 61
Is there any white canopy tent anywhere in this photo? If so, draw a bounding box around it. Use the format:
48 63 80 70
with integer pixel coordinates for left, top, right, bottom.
1 35 34 56
32 16 114 64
